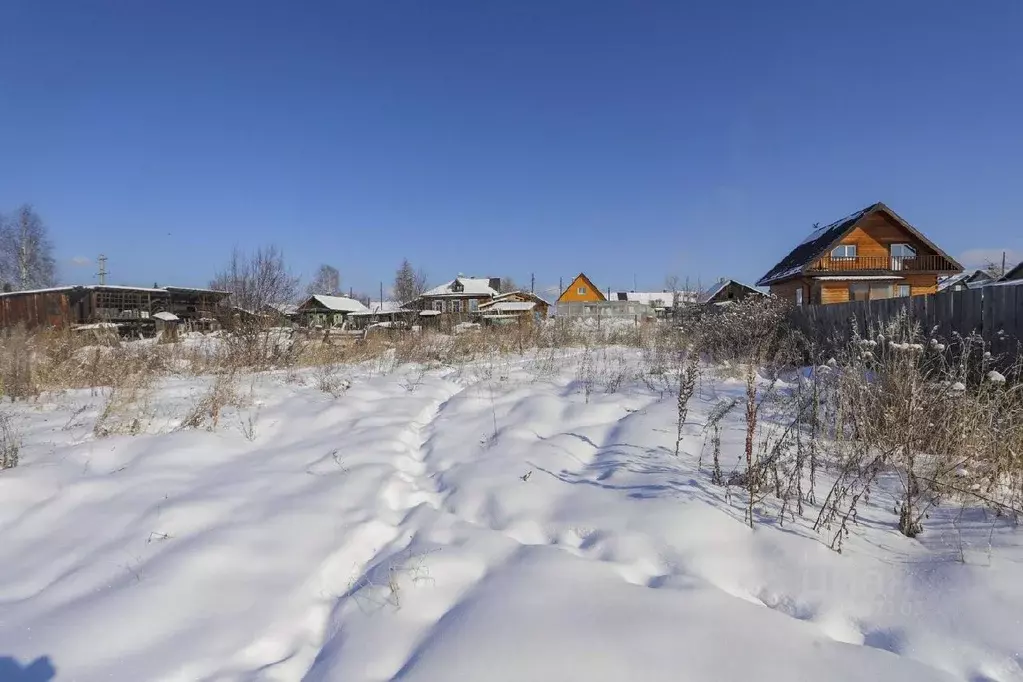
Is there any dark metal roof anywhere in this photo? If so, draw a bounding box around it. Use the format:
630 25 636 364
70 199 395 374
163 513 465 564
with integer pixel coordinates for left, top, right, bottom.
1000 261 1023 282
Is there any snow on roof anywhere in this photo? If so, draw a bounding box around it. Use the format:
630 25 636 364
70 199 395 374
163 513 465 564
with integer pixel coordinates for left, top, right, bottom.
613 291 694 307
419 310 442 316
350 301 404 316
423 277 499 297
303 295 369 313
482 301 536 313
697 280 765 304
813 275 905 281
153 311 180 322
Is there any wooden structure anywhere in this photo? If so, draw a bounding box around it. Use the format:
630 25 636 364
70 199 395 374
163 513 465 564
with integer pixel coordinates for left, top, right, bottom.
296 295 369 328
757 203 962 306
0 285 229 332
699 280 766 306
478 291 550 324
415 276 502 315
557 273 605 303
791 281 1023 359
938 269 994 292
1000 262 1023 283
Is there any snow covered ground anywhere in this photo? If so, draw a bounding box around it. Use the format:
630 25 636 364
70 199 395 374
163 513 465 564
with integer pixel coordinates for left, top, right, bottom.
1 348 1021 681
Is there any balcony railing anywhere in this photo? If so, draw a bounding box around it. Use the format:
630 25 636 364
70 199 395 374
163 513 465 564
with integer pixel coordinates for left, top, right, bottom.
809 254 958 273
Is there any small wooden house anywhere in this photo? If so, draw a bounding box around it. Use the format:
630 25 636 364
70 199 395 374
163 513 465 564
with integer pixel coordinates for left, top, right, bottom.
417 276 501 315
699 280 766 306
478 291 550 324
296 295 369 327
757 202 962 306
938 269 994 292
557 273 605 303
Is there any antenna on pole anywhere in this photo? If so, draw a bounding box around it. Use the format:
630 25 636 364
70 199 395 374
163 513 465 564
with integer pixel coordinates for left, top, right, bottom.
97 254 108 285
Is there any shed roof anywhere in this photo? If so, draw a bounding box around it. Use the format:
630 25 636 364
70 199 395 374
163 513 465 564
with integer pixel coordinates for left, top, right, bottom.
756 202 962 286
999 261 1023 283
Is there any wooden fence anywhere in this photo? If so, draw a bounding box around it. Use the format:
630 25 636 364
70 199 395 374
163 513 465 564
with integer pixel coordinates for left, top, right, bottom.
791 282 1023 357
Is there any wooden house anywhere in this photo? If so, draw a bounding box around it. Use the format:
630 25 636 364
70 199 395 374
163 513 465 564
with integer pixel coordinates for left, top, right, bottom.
699 279 767 306
613 290 697 318
296 295 369 327
757 203 962 305
557 273 605 303
417 276 501 315
478 291 550 324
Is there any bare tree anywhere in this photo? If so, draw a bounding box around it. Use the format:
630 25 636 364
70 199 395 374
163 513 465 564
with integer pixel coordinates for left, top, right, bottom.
306 264 342 296
393 259 428 305
499 277 519 293
0 205 57 291
210 245 300 312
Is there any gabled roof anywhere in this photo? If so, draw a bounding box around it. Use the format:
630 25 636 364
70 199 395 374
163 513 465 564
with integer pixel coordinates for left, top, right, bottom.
557 273 606 302
480 291 549 308
423 277 500 297
999 262 1023 283
698 279 765 304
756 202 963 286
299 295 369 313
938 269 993 292
350 300 405 316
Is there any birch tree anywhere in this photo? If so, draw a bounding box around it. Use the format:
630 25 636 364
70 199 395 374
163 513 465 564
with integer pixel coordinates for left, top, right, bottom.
0 205 57 291
306 264 342 296
393 259 427 305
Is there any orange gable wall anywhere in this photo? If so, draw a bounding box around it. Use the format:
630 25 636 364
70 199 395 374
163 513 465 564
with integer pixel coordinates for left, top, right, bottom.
558 274 606 303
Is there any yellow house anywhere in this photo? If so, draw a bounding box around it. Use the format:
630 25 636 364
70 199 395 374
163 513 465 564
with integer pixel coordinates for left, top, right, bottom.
557 273 606 303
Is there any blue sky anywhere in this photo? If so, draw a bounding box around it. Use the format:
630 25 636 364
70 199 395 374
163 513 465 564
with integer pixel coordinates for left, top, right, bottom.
1 1 1021 297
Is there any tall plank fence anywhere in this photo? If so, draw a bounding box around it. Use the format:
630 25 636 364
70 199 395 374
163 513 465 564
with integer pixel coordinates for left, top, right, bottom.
791 282 1023 358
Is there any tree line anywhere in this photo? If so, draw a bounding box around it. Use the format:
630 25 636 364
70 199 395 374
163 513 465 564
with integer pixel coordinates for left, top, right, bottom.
0 204 548 307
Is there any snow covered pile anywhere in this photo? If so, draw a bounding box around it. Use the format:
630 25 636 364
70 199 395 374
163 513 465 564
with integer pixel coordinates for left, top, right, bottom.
1 351 1021 681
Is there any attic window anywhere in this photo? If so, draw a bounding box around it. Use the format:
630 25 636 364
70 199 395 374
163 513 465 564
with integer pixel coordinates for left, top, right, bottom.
831 244 857 259
577 286 587 295
451 281 464 293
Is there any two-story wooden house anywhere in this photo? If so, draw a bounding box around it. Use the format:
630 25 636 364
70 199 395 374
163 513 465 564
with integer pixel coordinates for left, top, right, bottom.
757 203 962 305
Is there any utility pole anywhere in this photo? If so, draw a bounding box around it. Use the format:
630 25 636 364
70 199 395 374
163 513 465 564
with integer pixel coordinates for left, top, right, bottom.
380 282 384 309
633 273 637 292
1002 251 1007 277
530 273 535 293
97 254 108 285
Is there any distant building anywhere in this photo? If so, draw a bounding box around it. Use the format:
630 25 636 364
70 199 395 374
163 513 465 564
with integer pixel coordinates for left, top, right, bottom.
0 284 229 332
416 276 501 315
557 273 605 304
699 280 766 306
937 269 994 292
478 291 550 324
296 295 369 327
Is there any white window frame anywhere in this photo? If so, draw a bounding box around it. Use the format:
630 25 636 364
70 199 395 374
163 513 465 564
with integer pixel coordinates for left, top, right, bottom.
891 244 916 259
433 300 443 312
896 284 911 297
452 299 462 314
469 299 479 312
831 244 857 259
577 286 587 295
795 287 804 307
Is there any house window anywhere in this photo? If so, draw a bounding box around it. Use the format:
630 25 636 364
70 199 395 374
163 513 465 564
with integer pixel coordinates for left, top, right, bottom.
896 284 911 297
452 299 462 314
795 288 804 307
891 244 916 259
831 244 857 259
577 286 587 295
451 281 464 293
433 300 443 311
469 299 478 312
849 282 869 301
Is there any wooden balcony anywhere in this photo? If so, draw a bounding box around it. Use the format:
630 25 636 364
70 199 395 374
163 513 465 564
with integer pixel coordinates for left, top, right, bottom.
809 254 959 274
